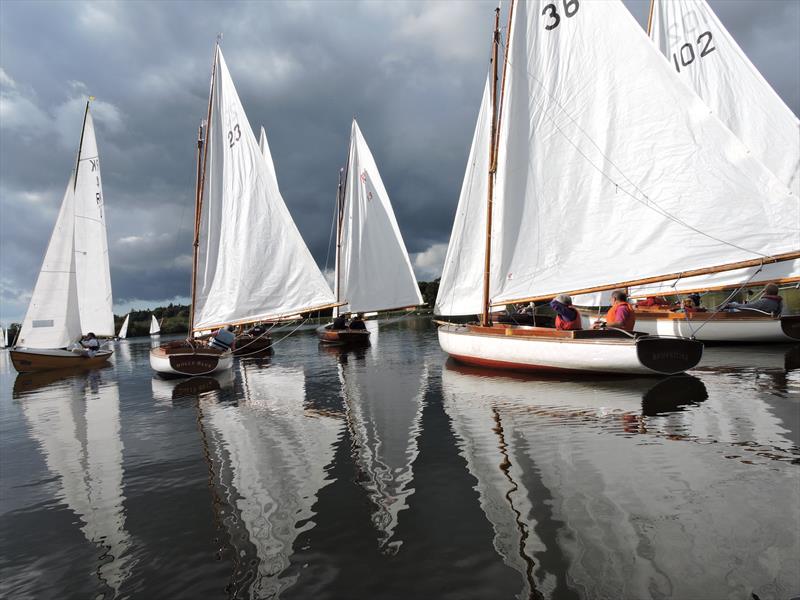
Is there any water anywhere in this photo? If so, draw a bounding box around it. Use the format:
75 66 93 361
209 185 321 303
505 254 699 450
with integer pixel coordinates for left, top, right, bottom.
1 319 798 600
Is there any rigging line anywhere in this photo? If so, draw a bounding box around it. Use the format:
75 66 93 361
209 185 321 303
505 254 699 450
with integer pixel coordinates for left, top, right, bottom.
498 41 772 260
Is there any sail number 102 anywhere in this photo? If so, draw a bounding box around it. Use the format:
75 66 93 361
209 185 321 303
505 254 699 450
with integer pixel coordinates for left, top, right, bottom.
672 31 716 72
542 0 579 30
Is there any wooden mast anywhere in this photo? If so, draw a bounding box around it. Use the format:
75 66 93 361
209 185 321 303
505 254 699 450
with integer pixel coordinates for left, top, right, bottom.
72 99 92 191
189 40 219 335
334 166 345 317
646 0 655 37
481 6 502 327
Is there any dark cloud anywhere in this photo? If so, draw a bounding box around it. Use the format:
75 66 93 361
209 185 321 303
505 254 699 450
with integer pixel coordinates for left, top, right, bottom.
1 0 797 323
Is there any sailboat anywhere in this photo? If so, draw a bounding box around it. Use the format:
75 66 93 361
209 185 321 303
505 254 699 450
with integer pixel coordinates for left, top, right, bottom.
434 1 798 375
609 0 800 342
318 120 423 345
150 43 337 376
149 314 160 336
11 101 115 372
117 314 130 339
0 324 6 349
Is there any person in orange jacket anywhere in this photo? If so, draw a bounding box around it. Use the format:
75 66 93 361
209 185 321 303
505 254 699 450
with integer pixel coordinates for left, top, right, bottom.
593 289 636 332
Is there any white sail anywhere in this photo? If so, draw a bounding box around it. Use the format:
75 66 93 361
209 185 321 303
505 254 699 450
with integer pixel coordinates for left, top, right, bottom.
117 314 129 339
336 120 423 315
650 0 799 198
17 178 82 349
149 314 159 335
73 109 115 337
258 125 278 188
489 0 797 306
435 73 493 316
1 325 6 348
193 47 335 331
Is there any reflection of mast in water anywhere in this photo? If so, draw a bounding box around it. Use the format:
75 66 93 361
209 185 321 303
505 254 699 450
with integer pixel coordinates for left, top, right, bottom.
337 343 428 553
199 361 343 598
16 371 131 596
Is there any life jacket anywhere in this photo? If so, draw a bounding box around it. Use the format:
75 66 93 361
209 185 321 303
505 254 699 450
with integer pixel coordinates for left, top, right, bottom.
555 308 582 330
606 302 636 331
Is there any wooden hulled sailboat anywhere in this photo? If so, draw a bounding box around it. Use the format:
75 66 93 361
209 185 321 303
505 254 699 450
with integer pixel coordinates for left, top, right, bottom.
607 0 800 343
436 1 797 375
11 102 115 372
318 120 423 345
150 43 337 376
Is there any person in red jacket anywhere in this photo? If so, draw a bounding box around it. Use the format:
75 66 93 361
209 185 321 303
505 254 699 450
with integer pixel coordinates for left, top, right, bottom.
593 290 636 331
550 294 582 330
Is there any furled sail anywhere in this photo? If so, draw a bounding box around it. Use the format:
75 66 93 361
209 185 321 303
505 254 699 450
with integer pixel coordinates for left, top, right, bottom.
435 73 493 316
336 120 423 315
117 314 129 339
489 0 798 306
149 315 160 335
193 47 336 331
17 178 83 349
73 109 115 336
650 0 799 198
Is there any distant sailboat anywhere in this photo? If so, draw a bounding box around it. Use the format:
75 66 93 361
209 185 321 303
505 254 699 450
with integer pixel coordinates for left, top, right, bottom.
11 101 114 372
318 120 423 344
0 325 6 349
117 314 130 339
150 43 337 376
149 315 160 336
435 1 797 374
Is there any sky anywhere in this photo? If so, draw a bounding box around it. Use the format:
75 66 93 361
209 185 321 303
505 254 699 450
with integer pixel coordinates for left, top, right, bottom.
1 0 798 325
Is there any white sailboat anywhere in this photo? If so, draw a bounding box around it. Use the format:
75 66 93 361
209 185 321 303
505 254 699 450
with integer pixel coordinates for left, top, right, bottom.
0 324 6 349
150 43 337 376
612 0 800 342
435 1 798 374
11 102 114 372
149 314 160 336
318 120 423 344
117 314 130 339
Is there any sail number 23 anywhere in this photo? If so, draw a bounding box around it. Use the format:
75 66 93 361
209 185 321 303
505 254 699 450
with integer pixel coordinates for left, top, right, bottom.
227 124 241 148
672 31 716 72
542 0 579 31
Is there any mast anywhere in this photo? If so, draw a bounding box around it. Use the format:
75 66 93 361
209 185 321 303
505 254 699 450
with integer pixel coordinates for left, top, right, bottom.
481 6 502 327
189 40 219 334
646 0 655 37
334 167 345 317
73 99 92 191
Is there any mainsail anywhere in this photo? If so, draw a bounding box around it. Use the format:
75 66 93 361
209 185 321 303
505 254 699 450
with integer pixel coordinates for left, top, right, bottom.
17 178 83 349
650 0 800 198
480 0 796 308
73 108 115 336
335 120 422 315
117 314 129 339
149 315 160 335
192 47 336 331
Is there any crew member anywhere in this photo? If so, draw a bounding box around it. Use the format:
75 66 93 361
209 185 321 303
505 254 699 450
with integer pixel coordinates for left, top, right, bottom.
726 283 783 315
550 294 582 330
349 313 367 330
331 314 347 330
594 289 636 331
210 325 236 351
80 332 100 357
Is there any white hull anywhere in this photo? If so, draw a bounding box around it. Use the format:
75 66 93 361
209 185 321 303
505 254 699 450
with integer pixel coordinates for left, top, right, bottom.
149 349 233 376
437 325 702 376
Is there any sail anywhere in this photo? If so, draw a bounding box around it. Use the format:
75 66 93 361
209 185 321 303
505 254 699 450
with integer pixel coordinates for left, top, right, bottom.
1 326 6 348
73 109 115 336
435 73 493 316
489 0 798 306
336 120 423 315
149 315 159 335
117 314 129 339
17 178 82 349
193 47 336 331
258 126 278 188
650 0 800 198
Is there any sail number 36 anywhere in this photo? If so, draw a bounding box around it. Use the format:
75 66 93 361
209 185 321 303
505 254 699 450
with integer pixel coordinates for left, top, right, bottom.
542 0 579 31
672 31 716 72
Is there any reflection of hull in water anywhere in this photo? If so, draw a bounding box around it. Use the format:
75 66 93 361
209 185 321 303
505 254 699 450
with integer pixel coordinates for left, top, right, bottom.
13 364 112 395
17 371 131 596
151 369 235 404
441 363 798 599
199 362 343 598
338 342 427 552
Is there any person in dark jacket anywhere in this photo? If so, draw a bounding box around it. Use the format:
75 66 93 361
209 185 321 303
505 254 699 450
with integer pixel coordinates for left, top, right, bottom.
349 313 367 330
331 314 347 330
550 295 582 330
727 283 783 314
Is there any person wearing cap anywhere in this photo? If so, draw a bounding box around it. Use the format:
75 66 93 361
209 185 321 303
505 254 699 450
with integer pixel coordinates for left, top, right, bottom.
594 289 636 331
726 283 784 315
209 325 236 351
550 295 582 331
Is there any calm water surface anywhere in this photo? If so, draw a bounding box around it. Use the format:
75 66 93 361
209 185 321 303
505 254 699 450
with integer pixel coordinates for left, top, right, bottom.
1 318 798 600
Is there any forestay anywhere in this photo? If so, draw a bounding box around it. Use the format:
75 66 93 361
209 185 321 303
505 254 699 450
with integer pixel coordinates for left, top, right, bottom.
650 0 799 198
73 110 115 336
118 314 129 339
336 120 422 315
435 73 493 316
490 0 798 306
18 179 83 349
193 47 336 331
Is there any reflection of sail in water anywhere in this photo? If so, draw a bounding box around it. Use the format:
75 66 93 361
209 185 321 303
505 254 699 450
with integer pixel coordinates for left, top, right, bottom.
17 372 131 595
337 343 428 552
200 362 343 598
441 364 799 599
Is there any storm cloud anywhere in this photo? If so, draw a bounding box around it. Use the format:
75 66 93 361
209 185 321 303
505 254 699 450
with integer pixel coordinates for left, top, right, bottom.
1 0 798 323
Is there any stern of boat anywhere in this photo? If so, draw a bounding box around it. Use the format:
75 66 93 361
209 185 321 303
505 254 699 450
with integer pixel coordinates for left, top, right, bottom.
635 336 704 375
781 315 800 340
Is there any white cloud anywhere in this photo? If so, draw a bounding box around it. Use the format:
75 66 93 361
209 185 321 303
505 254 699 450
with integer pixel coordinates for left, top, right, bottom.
0 69 50 134
412 242 448 281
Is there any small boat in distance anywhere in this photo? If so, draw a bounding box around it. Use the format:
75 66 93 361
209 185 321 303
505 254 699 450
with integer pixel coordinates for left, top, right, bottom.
149 315 160 336
151 42 338 376
435 1 796 375
117 314 130 339
11 100 114 372
318 120 423 345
